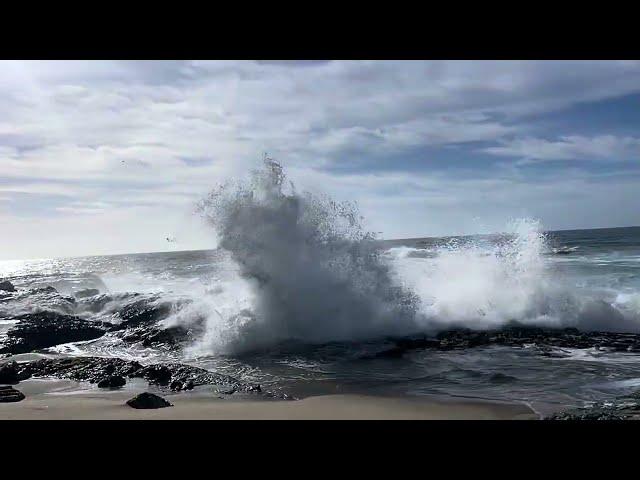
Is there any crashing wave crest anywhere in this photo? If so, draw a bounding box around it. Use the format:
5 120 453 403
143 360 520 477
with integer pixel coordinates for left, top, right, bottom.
189 158 420 353
163 159 640 355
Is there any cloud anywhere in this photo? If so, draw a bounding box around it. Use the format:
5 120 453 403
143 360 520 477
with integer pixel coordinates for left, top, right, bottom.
1 60 640 259
484 135 640 162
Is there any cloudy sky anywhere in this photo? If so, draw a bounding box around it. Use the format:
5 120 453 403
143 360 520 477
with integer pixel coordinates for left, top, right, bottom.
1 60 640 260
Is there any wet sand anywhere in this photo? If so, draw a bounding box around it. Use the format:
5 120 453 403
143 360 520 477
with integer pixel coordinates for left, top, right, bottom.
0 379 538 420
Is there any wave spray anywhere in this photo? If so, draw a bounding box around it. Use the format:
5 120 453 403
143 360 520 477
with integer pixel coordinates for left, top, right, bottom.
188 159 419 353
171 159 640 355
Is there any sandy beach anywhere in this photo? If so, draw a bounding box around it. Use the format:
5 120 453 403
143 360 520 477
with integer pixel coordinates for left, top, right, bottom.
0 378 538 420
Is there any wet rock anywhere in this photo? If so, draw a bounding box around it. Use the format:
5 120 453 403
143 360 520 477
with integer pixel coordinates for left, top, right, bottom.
0 280 16 292
97 375 126 388
75 292 141 315
170 379 195 391
548 390 640 420
113 307 205 352
137 365 172 385
126 392 172 409
547 405 631 420
110 297 174 330
102 297 204 351
386 325 640 357
1 286 77 315
17 357 142 384
14 356 278 397
0 361 19 384
0 311 107 355
74 288 100 299
0 385 25 402
217 387 237 395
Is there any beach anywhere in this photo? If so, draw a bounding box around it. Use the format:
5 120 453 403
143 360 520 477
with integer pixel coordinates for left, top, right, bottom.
0 378 537 420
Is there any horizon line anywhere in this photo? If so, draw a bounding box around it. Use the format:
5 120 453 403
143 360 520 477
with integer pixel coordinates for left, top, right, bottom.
1 224 639 264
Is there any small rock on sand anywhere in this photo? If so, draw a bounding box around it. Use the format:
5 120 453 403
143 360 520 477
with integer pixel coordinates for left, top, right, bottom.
126 392 173 409
0 386 25 403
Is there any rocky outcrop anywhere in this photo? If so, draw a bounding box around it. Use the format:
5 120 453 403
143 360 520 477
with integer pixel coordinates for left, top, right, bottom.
1 286 77 315
0 312 107 355
109 297 174 330
97 375 126 388
126 392 172 409
0 385 25 402
14 356 281 397
0 280 16 292
370 325 640 359
116 323 204 350
74 292 141 315
548 391 640 420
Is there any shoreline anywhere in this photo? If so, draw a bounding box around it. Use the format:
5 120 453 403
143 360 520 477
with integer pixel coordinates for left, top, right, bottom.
0 379 538 420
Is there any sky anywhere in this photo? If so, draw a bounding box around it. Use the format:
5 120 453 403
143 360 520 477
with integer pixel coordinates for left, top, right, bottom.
1 60 640 260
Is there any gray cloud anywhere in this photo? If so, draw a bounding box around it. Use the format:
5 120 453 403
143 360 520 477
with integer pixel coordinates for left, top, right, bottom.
1 60 640 259
484 135 640 162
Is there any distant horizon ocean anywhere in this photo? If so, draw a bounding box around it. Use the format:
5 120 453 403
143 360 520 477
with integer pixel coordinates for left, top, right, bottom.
3 224 639 263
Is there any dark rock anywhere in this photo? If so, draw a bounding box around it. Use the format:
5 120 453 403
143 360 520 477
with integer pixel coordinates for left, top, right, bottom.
547 405 630 420
126 392 172 409
14 356 278 397
101 297 205 351
171 379 195 391
137 365 172 385
0 280 16 292
217 387 236 395
0 361 19 384
115 320 205 352
384 325 640 358
0 385 25 402
17 357 142 384
109 298 173 330
0 311 107 355
97 375 126 388
74 288 100 299
547 389 640 420
75 292 140 315
2 286 77 315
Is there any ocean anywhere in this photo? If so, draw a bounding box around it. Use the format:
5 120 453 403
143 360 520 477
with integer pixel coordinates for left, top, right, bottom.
2 162 640 417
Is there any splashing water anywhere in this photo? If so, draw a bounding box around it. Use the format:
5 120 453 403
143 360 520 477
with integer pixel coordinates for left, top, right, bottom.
189 159 420 354
388 219 563 330
162 159 640 355
388 219 640 333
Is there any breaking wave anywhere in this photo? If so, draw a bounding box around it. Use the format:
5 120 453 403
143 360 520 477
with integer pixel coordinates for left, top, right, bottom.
186 159 419 354
161 159 640 355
